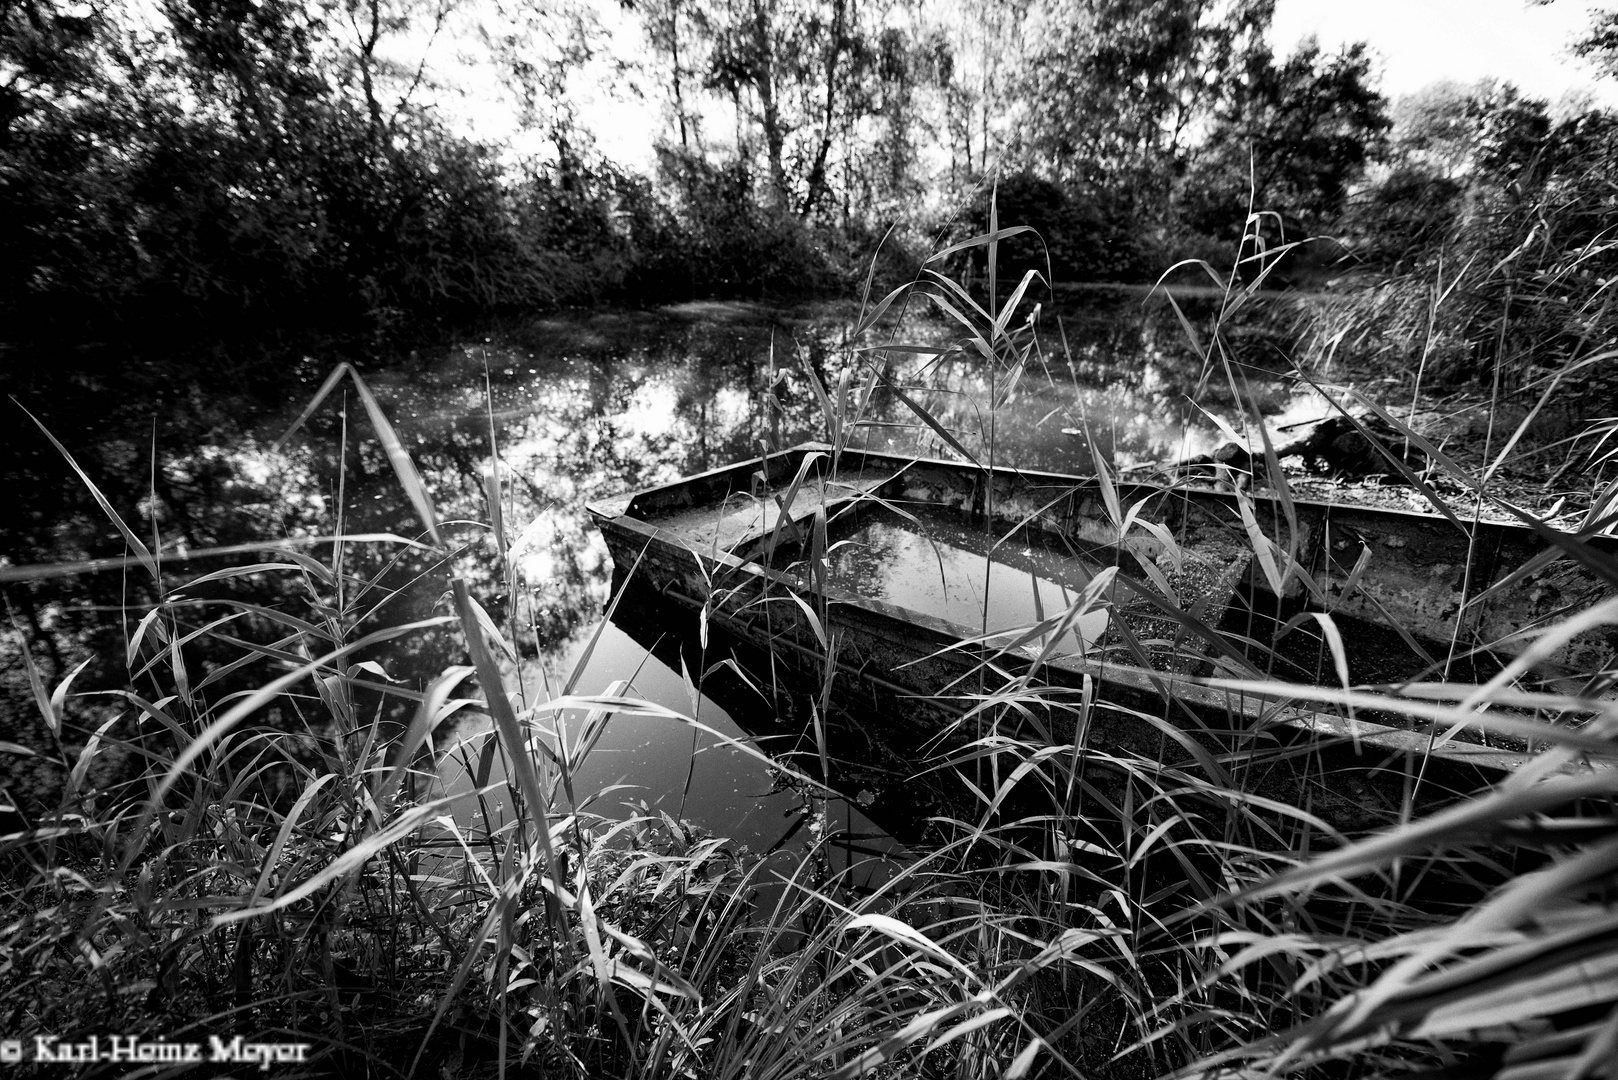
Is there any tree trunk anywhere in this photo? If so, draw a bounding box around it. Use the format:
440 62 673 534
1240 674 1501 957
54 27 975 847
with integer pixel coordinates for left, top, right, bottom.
798 0 847 218
749 0 789 211
356 0 385 148
670 0 688 149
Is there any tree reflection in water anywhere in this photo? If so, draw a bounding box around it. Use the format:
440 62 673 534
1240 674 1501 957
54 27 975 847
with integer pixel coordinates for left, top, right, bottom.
0 291 1292 845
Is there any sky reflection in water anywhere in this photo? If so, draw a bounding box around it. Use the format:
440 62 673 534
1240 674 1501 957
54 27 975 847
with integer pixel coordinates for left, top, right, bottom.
6 291 1295 857
377 293 1289 853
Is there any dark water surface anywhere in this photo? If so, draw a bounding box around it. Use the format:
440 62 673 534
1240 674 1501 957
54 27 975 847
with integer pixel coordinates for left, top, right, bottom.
824 505 1113 657
0 289 1299 855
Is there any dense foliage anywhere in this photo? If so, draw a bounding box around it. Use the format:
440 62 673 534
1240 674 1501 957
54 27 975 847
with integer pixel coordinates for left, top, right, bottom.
9 3 1618 1079
1 0 1408 367
15 0 1618 383
8 238 1618 1080
1302 78 1618 408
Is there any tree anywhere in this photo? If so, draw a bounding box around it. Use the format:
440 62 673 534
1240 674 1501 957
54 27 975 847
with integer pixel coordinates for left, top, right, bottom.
928 0 1031 186
1179 36 1389 242
1010 0 1272 202
1390 79 1489 179
162 0 331 150
696 0 879 218
639 0 699 150
1309 74 1618 389
0 0 108 150
1574 7 1618 80
835 23 954 218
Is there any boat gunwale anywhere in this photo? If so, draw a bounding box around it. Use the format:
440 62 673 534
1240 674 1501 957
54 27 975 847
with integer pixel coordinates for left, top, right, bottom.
587 442 1618 672
586 440 1618 548
590 491 1553 775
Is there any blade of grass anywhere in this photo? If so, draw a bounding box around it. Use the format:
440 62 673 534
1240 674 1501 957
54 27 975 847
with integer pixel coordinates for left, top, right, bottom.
16 400 157 580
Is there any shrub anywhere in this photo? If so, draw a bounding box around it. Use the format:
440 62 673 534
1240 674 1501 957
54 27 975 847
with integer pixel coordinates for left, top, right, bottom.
1306 88 1618 398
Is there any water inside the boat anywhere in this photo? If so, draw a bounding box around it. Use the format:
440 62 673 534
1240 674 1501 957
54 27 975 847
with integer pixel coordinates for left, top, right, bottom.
815 504 1113 656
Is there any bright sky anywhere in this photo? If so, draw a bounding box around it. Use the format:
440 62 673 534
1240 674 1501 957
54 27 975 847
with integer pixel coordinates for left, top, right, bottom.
440 1 1618 170
1270 0 1618 108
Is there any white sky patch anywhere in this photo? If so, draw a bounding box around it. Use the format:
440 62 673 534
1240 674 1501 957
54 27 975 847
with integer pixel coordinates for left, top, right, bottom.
313 0 1618 171
364 0 662 168
1271 0 1618 108
710 386 753 435
622 377 682 439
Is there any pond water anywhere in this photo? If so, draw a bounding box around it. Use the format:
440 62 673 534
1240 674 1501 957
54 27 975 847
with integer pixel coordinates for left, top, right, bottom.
0 287 1300 857
823 505 1112 657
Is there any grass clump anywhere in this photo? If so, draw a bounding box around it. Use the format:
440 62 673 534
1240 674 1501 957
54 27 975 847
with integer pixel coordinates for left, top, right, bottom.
0 352 1115 1079
5 206 1618 1080
824 208 1618 1077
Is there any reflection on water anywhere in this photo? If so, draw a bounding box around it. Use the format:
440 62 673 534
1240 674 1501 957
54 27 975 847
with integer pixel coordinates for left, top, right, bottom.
433 619 900 876
1 290 1296 850
823 507 1111 656
851 295 1295 473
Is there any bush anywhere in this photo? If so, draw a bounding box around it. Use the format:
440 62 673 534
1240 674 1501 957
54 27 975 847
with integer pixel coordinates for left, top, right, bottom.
651 148 842 300
1304 89 1618 395
942 172 1159 289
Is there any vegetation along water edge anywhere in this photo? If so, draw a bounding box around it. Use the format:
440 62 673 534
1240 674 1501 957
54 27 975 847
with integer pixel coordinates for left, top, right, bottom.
2 203 1618 1079
9 0 1618 1074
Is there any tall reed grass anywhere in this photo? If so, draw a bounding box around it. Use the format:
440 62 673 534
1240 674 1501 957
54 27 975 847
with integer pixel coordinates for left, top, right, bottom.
2 204 1616 1080
783 207 1618 1078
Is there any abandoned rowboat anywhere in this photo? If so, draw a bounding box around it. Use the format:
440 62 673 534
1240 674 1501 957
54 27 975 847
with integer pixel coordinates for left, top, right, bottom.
585 441 1616 775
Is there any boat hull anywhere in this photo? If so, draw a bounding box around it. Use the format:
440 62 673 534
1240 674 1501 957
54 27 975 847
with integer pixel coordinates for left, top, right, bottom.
585 442 1598 777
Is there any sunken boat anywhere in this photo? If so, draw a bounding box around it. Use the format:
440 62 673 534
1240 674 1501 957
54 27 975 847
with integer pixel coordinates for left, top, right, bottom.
586 441 1617 780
